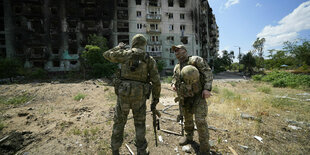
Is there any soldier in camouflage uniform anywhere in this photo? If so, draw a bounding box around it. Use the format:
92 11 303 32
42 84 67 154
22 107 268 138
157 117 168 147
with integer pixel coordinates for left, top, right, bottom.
171 45 213 155
103 34 161 155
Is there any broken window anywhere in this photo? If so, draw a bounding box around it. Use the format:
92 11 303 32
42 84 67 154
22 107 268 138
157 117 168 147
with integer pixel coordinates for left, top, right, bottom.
180 25 185 31
181 36 188 44
117 35 129 45
15 34 22 41
32 20 44 33
170 59 175 65
33 61 44 68
149 0 159 6
168 13 173 19
53 61 60 67
52 48 59 54
69 43 78 54
137 23 142 29
84 8 96 17
117 22 129 32
30 5 42 14
169 24 174 31
14 6 23 15
136 0 141 5
0 48 6 58
70 61 78 65
167 36 174 42
180 13 185 19
137 11 141 17
50 7 58 16
150 36 159 42
179 0 186 8
67 20 77 28
117 10 128 20
150 24 158 30
16 48 24 55
117 0 128 7
168 0 174 7
68 33 77 41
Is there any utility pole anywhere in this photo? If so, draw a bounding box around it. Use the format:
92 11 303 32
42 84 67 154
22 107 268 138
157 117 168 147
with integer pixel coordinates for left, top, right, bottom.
234 46 241 71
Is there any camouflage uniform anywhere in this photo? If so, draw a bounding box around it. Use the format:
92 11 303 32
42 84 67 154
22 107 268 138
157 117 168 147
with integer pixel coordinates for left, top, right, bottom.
172 55 213 153
103 34 161 155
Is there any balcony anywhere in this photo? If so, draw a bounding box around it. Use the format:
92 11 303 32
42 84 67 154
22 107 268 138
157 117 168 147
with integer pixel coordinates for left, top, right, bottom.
147 52 162 57
147 40 162 45
146 28 161 34
146 14 161 22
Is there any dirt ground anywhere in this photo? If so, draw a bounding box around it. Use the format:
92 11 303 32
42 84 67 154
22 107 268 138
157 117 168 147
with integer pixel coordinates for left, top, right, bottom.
0 73 309 155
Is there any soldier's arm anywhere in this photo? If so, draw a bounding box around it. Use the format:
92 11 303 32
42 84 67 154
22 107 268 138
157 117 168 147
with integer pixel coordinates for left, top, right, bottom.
171 64 179 90
103 46 132 63
193 57 213 91
148 57 161 100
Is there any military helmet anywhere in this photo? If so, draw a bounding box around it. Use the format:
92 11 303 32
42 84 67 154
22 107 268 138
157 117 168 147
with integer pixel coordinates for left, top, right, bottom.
131 34 147 49
181 65 200 85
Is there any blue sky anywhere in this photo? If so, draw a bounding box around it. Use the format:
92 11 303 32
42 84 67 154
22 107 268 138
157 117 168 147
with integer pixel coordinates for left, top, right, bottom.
208 0 310 61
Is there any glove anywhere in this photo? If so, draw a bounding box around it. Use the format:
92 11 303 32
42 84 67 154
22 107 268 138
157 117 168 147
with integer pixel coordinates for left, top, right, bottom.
151 98 159 111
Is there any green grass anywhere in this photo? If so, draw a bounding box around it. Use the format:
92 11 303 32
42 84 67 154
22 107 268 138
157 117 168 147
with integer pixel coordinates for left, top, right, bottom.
0 121 5 131
257 86 271 94
222 88 236 99
0 94 33 105
71 127 82 135
212 86 220 94
162 76 173 83
252 71 310 89
227 81 236 87
74 93 86 101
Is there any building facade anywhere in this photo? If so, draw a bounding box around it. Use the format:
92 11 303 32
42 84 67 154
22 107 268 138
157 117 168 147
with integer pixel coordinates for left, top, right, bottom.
0 0 218 73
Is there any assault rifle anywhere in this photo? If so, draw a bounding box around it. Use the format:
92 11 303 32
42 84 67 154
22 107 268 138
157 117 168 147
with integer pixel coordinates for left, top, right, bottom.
175 97 184 136
151 100 161 147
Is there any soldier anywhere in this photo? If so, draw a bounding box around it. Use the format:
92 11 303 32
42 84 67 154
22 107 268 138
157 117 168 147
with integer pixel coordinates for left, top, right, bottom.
171 45 213 155
103 34 161 155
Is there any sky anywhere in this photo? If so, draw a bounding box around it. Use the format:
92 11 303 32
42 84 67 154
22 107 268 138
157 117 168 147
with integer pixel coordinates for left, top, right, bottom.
208 0 310 61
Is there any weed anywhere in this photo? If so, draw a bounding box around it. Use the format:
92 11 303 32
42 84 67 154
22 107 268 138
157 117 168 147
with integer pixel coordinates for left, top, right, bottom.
91 127 100 136
74 93 86 101
106 92 117 101
104 87 109 92
257 86 271 94
162 76 173 83
0 121 5 131
212 86 220 94
270 98 296 108
0 94 33 105
83 129 89 137
222 89 236 100
71 127 82 135
228 81 236 87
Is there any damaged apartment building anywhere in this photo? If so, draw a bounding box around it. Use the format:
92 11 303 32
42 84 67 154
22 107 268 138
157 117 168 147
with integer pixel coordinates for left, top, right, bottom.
0 0 218 73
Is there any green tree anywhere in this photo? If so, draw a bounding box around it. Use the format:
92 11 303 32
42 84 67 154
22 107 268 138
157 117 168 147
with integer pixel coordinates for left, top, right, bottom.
240 52 256 75
0 58 23 82
81 35 117 78
213 50 235 73
252 37 266 57
283 39 310 66
156 60 166 73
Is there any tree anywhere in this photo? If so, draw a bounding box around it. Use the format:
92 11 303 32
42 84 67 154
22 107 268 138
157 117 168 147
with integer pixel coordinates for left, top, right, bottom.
252 37 266 57
213 50 235 73
240 52 256 75
0 58 23 82
283 39 310 66
81 35 118 78
156 60 166 73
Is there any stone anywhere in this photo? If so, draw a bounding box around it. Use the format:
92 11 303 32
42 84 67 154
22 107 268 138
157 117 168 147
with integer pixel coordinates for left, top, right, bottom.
182 145 191 153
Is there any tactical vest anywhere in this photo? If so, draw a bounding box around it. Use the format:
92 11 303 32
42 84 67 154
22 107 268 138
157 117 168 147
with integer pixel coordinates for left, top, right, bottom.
120 48 149 83
174 56 202 97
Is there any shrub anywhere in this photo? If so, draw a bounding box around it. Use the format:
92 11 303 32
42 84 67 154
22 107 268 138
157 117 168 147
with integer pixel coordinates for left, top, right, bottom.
252 74 263 81
162 76 173 83
257 86 271 94
0 94 33 105
74 93 86 101
0 58 23 82
272 79 287 87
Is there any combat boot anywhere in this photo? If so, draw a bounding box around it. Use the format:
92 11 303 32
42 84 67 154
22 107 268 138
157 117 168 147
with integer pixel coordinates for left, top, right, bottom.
112 149 120 155
179 137 193 146
137 149 149 155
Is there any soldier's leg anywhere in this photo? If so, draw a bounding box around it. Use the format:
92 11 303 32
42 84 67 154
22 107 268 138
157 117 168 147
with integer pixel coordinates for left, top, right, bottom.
132 98 147 155
111 96 130 153
179 98 195 145
194 97 210 154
